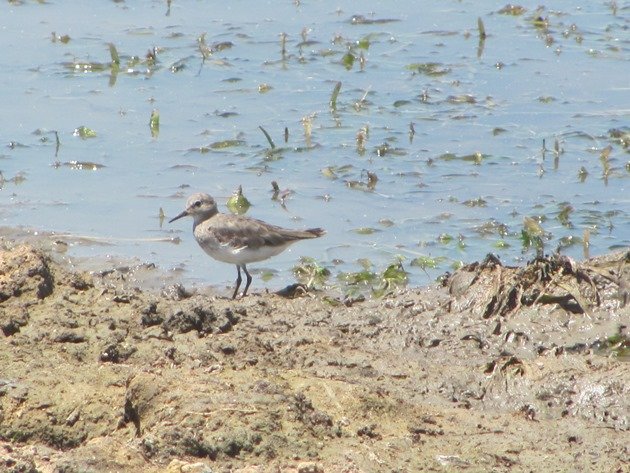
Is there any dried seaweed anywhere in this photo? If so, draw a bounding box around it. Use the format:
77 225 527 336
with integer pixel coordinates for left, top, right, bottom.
449 251 628 318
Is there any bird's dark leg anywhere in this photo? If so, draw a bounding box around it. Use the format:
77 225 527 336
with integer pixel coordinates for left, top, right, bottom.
232 265 242 299
242 264 253 297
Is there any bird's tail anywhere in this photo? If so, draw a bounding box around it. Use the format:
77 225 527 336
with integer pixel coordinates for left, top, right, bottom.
305 228 326 238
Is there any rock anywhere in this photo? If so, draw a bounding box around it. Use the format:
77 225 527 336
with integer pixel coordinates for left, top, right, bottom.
99 341 137 363
163 459 213 473
0 305 29 336
53 331 87 343
297 462 324 473
140 301 164 327
162 299 238 335
0 245 54 302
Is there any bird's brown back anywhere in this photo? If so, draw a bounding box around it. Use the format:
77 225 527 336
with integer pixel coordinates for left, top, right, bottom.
204 214 324 251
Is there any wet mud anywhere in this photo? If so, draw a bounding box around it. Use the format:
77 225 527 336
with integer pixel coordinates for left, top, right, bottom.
1 243 628 472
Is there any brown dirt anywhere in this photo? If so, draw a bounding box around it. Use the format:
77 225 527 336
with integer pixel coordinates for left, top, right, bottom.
1 243 628 473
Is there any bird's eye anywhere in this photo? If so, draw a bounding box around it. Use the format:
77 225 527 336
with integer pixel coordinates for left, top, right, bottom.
193 200 202 208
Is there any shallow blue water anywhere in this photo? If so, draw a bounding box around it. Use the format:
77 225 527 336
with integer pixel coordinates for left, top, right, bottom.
1 1 628 293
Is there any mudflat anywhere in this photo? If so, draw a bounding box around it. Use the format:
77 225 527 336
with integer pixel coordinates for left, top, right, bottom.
1 243 628 472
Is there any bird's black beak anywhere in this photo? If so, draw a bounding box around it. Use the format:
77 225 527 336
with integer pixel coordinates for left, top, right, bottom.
169 210 188 223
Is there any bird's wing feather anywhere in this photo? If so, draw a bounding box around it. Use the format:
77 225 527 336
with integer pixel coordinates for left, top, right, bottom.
207 215 319 250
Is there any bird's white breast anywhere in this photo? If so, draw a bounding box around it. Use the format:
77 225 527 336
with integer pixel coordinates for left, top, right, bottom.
193 225 291 265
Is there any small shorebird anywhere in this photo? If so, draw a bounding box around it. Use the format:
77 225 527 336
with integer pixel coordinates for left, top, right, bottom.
169 192 325 299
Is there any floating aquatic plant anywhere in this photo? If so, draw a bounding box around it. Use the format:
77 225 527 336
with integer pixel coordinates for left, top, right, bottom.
279 32 287 59
337 258 407 298
531 15 549 29
437 233 454 244
260 270 276 282
51 32 71 44
64 42 157 85
339 269 376 287
474 220 509 238
498 5 526 15
379 219 394 228
405 62 451 76
457 234 467 251
494 240 510 249
521 216 546 256
301 114 316 147
477 17 487 57
259 126 275 149
356 35 371 49
557 204 573 228
271 181 293 207
170 58 187 72
464 152 484 164
556 235 581 252
346 170 378 192
450 260 465 271
321 164 353 180
372 261 408 298
329 81 342 110
353 227 380 235
352 88 371 112
149 109 160 138
437 152 486 163
393 100 411 108
366 171 378 190
197 33 212 61
462 197 487 207
145 47 158 66
578 166 589 182
374 142 407 158
410 255 446 270
108 43 120 65
73 126 96 139
207 139 246 150
211 41 233 52
53 130 60 156
52 161 104 171
349 14 399 25
477 17 487 40
358 51 366 71
0 172 26 188
356 128 367 155
447 94 476 104
292 257 331 289
600 145 612 179
342 51 355 70
226 185 251 215
608 128 629 148
256 126 292 160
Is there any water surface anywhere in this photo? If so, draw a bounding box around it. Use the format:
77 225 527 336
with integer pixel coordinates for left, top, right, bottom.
1 1 628 293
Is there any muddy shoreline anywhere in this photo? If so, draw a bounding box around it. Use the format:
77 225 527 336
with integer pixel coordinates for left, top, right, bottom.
1 242 628 472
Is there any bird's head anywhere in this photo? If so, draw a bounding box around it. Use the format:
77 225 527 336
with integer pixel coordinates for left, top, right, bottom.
169 192 219 225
